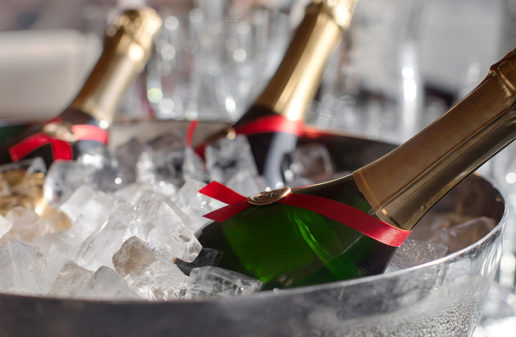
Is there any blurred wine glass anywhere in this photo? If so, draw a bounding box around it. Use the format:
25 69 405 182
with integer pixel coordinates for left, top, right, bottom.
144 0 291 122
146 12 193 119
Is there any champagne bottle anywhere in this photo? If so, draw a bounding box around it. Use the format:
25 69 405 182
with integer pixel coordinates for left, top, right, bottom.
198 49 516 290
196 0 358 188
0 8 162 168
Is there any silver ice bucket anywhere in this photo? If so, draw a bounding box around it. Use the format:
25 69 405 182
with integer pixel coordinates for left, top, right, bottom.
0 121 506 337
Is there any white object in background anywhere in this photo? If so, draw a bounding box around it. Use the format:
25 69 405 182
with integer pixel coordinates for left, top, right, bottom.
352 0 504 99
418 0 504 93
0 29 101 122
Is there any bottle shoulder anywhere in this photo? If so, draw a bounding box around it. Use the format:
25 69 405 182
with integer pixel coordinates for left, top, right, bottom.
59 108 102 126
233 104 278 127
294 174 373 214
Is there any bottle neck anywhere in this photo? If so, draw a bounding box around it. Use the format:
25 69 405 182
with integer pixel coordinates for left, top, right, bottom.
353 50 516 230
249 1 353 123
69 9 159 127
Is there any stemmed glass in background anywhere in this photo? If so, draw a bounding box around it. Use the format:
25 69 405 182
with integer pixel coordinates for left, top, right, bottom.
145 0 292 122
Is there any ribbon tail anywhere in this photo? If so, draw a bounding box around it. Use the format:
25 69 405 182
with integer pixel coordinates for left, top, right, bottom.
280 194 410 247
194 144 206 159
199 181 247 205
186 120 198 148
51 139 73 160
203 201 250 223
9 134 52 162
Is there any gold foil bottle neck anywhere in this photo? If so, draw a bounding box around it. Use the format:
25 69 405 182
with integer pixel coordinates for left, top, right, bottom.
254 0 358 122
486 48 516 95
310 0 359 29
106 8 162 68
353 48 516 230
70 8 162 125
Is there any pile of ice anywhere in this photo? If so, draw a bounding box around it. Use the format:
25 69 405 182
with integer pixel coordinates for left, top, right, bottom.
0 132 297 301
0 130 495 301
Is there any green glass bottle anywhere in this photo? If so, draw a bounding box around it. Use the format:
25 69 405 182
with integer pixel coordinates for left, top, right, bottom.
196 0 358 189
198 49 516 290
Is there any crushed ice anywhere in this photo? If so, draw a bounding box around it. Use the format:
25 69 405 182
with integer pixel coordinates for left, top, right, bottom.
0 131 493 300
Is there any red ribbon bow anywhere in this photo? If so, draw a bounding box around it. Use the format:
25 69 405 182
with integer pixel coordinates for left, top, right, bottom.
9 123 109 162
199 181 411 247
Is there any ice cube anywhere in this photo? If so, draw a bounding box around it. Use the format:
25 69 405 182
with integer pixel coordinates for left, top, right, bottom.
45 145 122 207
136 151 185 188
139 182 177 201
385 239 449 272
136 133 186 187
59 184 115 223
113 236 188 300
182 147 208 182
1 207 55 245
225 170 267 196
0 239 51 295
114 183 149 205
25 157 47 174
74 202 135 271
172 178 225 233
59 184 95 220
58 185 118 247
114 183 176 206
44 188 179 285
44 161 98 206
0 158 46 175
133 199 201 262
48 261 94 297
34 232 79 284
175 247 222 275
114 137 148 185
205 135 258 183
446 216 496 251
80 266 139 300
50 262 138 300
410 213 496 253
185 266 262 299
0 213 12 239
285 143 334 185
77 144 122 192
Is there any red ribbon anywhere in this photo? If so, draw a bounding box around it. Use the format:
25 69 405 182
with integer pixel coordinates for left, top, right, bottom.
199 181 411 247
186 120 198 148
71 125 109 144
234 115 304 137
193 115 304 158
9 124 109 162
